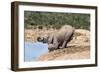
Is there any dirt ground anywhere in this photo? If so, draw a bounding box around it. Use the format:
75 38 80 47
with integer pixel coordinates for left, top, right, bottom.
38 45 90 61
25 28 90 61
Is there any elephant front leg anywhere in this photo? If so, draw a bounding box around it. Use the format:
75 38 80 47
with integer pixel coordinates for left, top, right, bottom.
48 36 59 51
48 44 58 51
60 41 67 49
52 36 59 49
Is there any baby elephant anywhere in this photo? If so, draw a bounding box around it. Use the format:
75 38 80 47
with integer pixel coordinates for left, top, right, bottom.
37 25 75 51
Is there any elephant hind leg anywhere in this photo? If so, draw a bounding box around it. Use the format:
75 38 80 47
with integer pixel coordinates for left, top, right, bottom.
60 33 74 49
65 32 74 48
59 41 67 49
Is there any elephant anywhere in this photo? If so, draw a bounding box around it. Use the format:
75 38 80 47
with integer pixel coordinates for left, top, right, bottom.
37 25 75 51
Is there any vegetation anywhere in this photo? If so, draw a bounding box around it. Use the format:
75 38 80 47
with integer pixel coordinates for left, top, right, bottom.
24 11 90 30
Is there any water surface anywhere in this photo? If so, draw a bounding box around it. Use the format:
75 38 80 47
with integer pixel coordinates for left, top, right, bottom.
24 41 48 62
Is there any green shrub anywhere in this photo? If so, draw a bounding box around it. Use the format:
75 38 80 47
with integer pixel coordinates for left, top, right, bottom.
24 11 90 30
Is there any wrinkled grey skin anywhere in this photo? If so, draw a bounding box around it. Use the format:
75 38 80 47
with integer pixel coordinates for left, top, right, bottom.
37 25 75 51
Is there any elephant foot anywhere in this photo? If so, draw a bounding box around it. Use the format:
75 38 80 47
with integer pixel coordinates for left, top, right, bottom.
59 46 65 49
48 44 57 51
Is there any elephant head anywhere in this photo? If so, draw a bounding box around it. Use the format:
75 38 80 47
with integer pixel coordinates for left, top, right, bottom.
37 36 48 43
37 34 54 44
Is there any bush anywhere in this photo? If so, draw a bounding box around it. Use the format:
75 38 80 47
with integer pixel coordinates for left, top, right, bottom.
24 11 90 30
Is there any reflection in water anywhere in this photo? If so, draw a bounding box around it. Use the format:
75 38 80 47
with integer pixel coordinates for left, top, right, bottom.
24 41 48 62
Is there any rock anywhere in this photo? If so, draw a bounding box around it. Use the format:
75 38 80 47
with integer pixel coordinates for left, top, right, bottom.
74 29 90 36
